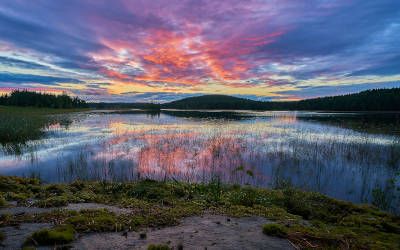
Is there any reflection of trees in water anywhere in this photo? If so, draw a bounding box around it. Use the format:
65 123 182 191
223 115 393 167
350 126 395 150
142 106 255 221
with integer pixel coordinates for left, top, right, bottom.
299 113 400 136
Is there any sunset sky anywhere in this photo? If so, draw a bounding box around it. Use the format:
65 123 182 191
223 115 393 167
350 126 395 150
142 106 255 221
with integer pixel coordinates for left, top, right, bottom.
0 0 399 102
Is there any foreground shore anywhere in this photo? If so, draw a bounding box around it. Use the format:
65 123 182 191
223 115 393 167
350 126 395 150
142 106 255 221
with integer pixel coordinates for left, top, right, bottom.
0 176 399 249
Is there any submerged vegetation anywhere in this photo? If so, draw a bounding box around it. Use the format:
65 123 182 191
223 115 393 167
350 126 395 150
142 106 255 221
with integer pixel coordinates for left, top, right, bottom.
0 176 399 249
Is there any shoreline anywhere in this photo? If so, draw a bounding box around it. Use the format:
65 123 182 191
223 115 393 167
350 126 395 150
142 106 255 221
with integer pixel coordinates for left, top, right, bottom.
0 175 399 249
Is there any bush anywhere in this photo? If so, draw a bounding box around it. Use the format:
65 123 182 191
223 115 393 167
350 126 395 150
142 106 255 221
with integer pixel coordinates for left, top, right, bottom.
27 225 75 245
262 223 288 238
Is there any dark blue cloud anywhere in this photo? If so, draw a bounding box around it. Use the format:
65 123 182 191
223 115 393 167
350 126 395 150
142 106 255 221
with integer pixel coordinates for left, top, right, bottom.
264 0 400 58
0 56 49 70
0 3 104 71
0 73 82 85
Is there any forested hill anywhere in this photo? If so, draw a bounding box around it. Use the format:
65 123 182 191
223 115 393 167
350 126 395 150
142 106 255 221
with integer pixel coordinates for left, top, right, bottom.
162 88 400 111
162 95 267 110
0 90 87 108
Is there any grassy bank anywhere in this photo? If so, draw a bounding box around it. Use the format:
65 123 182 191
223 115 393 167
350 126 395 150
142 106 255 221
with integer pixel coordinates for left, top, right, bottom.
0 106 87 153
0 176 399 249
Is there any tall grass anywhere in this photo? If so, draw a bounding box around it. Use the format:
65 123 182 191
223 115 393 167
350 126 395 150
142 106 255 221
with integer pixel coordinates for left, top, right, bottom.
0 106 78 153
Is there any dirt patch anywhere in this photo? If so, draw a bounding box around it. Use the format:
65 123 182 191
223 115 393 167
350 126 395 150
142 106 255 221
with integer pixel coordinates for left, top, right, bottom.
0 223 52 249
72 214 293 250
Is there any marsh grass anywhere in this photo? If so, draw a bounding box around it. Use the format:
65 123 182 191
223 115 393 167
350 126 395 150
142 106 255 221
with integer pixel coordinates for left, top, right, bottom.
0 106 80 154
0 176 399 249
50 124 400 213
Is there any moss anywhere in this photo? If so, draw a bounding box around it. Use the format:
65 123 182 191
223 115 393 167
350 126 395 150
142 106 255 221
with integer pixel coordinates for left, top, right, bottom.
282 188 312 219
26 225 75 246
127 180 172 201
228 187 259 206
0 176 40 193
147 244 171 250
44 184 67 195
262 223 288 237
0 176 399 249
66 209 119 232
0 194 7 207
4 192 30 203
35 196 69 208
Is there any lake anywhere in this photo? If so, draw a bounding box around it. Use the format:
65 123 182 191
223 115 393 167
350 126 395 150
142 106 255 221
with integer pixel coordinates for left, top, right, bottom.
0 110 399 213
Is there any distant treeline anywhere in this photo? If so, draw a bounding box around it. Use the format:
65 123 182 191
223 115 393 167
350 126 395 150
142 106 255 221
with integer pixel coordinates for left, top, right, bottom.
0 90 87 109
162 88 400 111
10 88 397 111
88 102 160 110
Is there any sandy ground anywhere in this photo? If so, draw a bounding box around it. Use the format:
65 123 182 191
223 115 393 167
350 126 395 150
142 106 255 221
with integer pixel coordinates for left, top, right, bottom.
73 214 293 250
0 203 293 250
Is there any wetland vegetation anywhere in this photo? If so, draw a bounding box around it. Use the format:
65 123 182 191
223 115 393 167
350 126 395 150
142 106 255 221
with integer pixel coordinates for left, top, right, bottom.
0 176 399 249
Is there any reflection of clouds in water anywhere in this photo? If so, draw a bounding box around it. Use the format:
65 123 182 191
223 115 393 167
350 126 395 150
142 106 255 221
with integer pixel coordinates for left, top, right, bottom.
0 111 399 213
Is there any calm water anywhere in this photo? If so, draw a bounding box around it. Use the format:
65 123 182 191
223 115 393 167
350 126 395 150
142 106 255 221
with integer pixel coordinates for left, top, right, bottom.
0 110 399 213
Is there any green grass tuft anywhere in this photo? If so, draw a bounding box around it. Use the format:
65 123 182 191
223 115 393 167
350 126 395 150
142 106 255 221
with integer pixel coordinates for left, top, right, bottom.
26 225 75 246
0 176 398 249
147 244 171 250
262 223 288 237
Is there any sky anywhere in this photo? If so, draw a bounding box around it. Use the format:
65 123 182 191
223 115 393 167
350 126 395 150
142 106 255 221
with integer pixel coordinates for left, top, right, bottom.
0 0 399 103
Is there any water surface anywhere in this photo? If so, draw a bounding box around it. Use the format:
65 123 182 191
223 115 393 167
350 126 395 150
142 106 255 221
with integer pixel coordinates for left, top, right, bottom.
0 110 399 213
